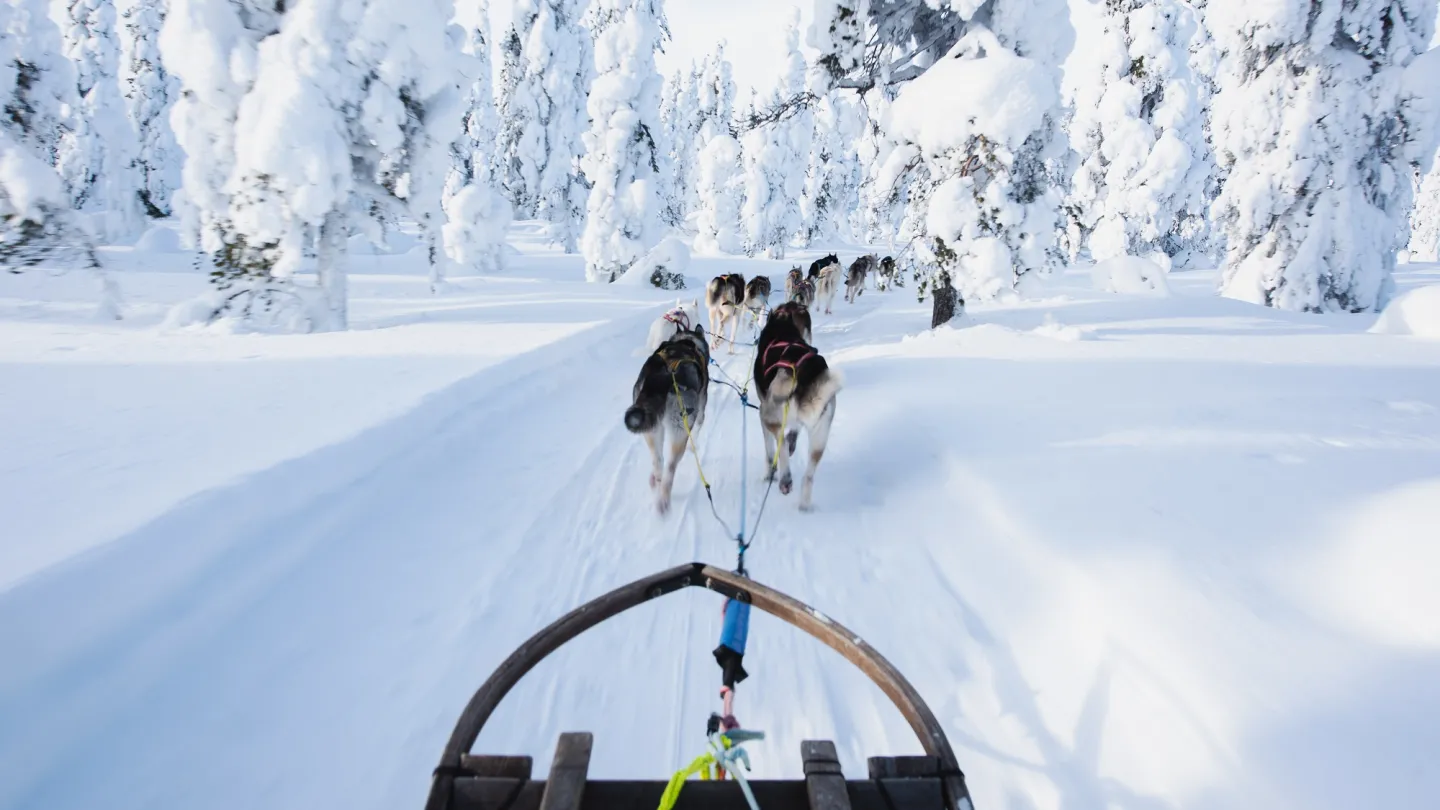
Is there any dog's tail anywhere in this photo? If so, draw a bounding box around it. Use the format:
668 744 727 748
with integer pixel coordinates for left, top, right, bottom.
624 399 661 433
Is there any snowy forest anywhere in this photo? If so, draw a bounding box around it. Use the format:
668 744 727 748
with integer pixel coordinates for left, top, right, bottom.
4 0 1440 328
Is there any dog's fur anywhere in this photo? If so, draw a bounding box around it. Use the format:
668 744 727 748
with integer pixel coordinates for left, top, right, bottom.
753 311 842 511
789 277 815 309
845 254 876 304
624 325 710 514
808 254 840 280
644 298 701 354
785 266 805 300
877 256 897 290
767 300 813 345
743 275 771 330
706 273 746 352
814 261 840 315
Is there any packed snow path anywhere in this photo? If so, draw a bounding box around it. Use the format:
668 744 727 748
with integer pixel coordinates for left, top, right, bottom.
3 248 1440 810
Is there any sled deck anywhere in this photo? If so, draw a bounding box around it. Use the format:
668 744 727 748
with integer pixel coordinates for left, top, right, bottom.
424 563 975 810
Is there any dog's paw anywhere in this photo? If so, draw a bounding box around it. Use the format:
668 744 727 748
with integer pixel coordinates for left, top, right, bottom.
798 500 814 513
779 474 793 495
656 495 671 515
650 473 660 489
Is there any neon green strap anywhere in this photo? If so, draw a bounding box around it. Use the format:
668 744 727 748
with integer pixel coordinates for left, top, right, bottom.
657 752 716 810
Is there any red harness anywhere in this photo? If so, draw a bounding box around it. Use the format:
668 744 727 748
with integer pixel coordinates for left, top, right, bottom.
761 340 818 383
663 308 691 330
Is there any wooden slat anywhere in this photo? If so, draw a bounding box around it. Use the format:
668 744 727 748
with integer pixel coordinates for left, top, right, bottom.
866 757 940 780
449 779 946 810
461 755 534 780
538 733 592 810
848 779 945 810
452 778 544 810
802 740 851 810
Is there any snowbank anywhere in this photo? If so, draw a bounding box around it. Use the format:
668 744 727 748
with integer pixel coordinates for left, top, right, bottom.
886 37 1058 156
133 222 187 253
616 236 690 289
1091 255 1171 296
1370 285 1440 338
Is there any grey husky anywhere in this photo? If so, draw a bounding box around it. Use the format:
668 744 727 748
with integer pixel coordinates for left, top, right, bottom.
753 306 842 511
743 275 772 331
624 325 710 514
706 273 745 352
846 254 876 304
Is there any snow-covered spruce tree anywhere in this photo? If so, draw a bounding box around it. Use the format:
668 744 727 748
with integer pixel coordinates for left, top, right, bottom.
802 91 863 246
444 0 511 274
740 10 810 258
118 0 180 218
495 22 533 217
0 0 118 314
224 0 473 326
658 69 687 226
578 0 667 282
1066 0 1212 271
1208 0 1437 312
1412 159 1440 262
512 0 590 251
55 0 146 241
160 0 283 254
877 15 1074 301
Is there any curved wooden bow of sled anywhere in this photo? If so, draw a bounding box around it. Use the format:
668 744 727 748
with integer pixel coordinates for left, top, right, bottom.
425 562 974 810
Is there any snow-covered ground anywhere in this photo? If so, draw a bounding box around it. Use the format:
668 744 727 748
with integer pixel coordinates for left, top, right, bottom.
4 231 1440 810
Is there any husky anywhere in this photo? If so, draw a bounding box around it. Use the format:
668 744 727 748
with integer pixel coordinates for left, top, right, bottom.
785 266 805 300
706 273 746 352
624 325 710 514
808 254 840 281
845 254 876 304
814 261 840 315
767 300 813 345
743 276 772 330
877 256 897 290
645 298 701 355
753 309 842 511
789 277 815 309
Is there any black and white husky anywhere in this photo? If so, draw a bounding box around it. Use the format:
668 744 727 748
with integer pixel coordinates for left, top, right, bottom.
845 254 876 304
808 254 840 281
706 273 745 352
753 307 841 511
625 325 710 514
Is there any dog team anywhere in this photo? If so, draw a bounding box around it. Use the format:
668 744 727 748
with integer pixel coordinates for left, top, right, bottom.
625 252 894 515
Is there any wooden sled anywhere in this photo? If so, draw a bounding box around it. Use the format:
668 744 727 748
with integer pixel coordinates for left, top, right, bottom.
423 563 975 810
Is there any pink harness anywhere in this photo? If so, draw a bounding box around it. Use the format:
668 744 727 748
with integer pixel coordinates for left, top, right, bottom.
761 340 818 382
663 308 691 330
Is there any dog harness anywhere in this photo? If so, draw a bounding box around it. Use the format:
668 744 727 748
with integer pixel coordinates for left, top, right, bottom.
662 308 691 330
759 340 819 386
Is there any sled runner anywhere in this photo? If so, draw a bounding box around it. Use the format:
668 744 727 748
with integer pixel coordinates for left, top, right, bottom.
424 563 975 810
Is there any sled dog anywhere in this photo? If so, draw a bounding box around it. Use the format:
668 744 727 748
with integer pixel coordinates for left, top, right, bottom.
743 276 772 329
808 254 840 281
706 273 745 352
754 309 841 511
789 276 815 309
845 254 876 304
767 300 813 345
877 256 897 290
785 266 805 300
624 325 710 514
814 261 840 315
645 298 701 355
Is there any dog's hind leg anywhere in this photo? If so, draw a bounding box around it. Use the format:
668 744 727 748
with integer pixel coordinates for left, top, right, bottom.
657 425 688 514
798 397 837 512
644 429 663 489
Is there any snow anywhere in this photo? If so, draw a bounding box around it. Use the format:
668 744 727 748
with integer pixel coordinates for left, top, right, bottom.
616 235 690 286
5 233 1440 810
1370 283 1440 338
887 40 1058 157
1091 255 1172 297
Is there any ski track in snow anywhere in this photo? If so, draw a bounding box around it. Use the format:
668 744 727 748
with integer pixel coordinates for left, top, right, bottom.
4 251 1440 810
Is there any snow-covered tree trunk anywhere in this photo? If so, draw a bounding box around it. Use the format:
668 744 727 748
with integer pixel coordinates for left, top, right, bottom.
1066 0 1213 271
0 0 117 316
513 0 589 251
579 0 667 282
1209 0 1437 312
879 4 1075 302
118 0 180 218
55 0 146 241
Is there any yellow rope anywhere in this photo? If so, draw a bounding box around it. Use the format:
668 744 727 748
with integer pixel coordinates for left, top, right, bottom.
657 737 735 810
669 364 710 489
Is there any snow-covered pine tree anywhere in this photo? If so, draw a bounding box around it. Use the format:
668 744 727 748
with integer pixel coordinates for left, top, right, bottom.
1412 159 1440 262
55 0 146 241
868 5 1075 301
512 0 590 251
578 0 667 281
0 0 117 314
744 9 810 257
444 0 511 275
1066 0 1213 271
160 0 283 254
495 22 533 217
118 0 180 218
659 69 687 226
801 91 863 246
1209 0 1437 312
